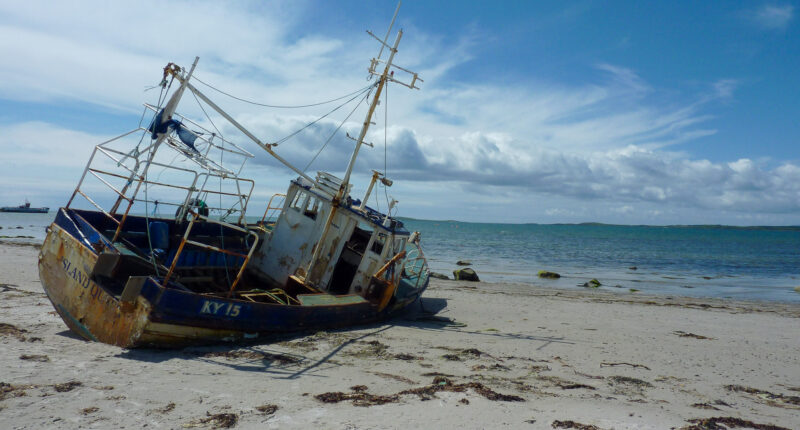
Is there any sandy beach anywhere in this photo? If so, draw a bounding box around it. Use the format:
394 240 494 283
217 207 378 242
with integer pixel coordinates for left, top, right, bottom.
1 241 798 429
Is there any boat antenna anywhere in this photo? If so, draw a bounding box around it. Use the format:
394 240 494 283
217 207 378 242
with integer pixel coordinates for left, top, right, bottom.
339 3 422 199
376 1 402 62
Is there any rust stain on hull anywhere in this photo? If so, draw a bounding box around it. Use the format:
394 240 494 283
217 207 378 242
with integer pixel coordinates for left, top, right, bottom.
39 226 149 347
38 225 257 348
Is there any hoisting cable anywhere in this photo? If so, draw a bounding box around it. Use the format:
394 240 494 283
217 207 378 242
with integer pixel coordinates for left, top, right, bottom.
193 75 375 109
272 82 376 146
303 89 371 172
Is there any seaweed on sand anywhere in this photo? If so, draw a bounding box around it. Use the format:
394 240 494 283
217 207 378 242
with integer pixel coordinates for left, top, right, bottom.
255 404 278 415
0 323 28 341
314 377 524 406
681 416 790 430
609 376 652 388
399 376 524 402
725 385 800 408
19 354 49 362
551 420 604 430
315 385 399 407
185 412 239 429
674 331 714 340
53 381 82 392
0 382 37 401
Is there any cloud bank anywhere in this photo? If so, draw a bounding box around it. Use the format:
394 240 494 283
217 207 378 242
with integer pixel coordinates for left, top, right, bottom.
0 1 798 225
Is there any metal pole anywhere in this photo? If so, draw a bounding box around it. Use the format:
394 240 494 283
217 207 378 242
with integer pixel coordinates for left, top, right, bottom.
304 30 404 285
339 29 403 200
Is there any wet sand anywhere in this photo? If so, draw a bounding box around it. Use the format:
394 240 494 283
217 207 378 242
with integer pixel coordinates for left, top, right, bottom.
1 241 798 429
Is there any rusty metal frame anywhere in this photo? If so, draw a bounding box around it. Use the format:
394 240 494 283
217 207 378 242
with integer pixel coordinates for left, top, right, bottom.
260 193 286 224
161 210 259 298
67 127 256 240
403 238 429 289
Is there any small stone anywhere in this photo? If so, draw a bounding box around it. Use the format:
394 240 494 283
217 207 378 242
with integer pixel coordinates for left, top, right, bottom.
456 260 472 266
628 266 637 270
429 272 450 280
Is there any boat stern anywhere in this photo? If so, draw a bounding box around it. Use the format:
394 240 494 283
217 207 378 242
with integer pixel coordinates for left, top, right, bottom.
38 220 151 347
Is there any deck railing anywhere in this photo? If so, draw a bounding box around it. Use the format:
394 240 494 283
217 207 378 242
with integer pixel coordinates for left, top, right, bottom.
403 234 430 289
260 193 286 225
66 127 255 238
162 210 260 297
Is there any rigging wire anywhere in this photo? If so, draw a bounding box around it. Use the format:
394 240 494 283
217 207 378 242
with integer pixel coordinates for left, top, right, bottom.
383 77 391 214
303 90 371 172
272 83 376 146
193 74 374 109
191 89 224 139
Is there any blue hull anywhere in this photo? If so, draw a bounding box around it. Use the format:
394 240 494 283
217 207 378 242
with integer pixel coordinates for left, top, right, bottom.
38 208 428 347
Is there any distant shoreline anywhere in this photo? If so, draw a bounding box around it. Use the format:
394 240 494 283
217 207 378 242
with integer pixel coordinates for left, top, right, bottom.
400 216 800 229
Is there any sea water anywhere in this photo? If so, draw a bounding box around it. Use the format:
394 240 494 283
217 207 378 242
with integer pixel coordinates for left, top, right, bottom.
4 212 799 303
402 219 800 303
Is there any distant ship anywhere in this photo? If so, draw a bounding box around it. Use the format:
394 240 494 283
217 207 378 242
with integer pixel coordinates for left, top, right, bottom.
0 200 49 213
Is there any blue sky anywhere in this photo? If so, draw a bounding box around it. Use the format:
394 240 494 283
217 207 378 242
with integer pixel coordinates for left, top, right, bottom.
1 1 799 225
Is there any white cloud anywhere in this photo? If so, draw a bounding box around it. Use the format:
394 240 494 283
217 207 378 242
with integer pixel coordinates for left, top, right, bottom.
752 5 795 30
1 2 795 225
713 79 740 99
7 118 800 225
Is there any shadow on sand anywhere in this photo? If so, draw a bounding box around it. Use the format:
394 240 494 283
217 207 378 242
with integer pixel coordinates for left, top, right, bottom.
114 296 572 379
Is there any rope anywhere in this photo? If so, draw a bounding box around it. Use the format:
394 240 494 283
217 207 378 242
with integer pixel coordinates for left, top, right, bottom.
303 90 371 172
272 83 376 146
193 74 374 109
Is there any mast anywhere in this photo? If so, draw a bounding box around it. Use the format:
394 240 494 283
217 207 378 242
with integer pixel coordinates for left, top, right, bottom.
303 5 422 286
110 57 199 216
338 29 403 200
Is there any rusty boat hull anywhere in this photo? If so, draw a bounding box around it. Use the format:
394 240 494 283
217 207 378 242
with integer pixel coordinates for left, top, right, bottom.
38 209 427 348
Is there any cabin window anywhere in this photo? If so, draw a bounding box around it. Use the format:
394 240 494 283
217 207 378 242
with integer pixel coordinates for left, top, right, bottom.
303 196 320 220
394 237 406 254
290 190 307 211
370 233 387 255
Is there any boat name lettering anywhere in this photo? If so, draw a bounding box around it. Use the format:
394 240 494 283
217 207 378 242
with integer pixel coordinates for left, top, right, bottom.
200 300 241 317
63 258 91 289
61 257 112 305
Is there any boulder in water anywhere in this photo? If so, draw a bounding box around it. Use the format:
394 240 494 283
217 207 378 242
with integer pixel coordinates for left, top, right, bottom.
456 260 472 266
538 271 561 279
453 268 480 282
794 286 800 294
581 279 601 288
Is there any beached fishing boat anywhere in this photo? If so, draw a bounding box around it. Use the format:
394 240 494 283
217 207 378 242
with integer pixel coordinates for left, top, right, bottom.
37 9 429 348
1 200 49 213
